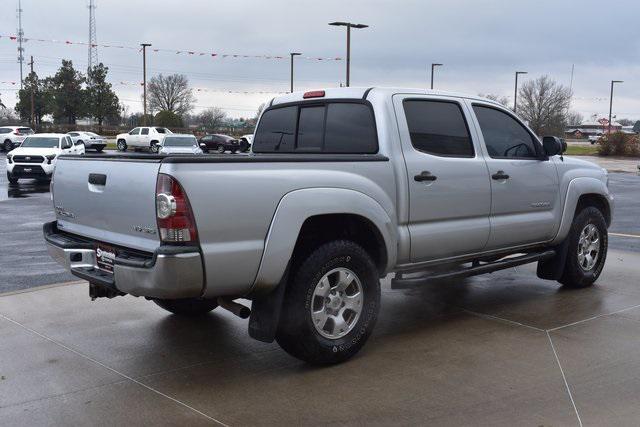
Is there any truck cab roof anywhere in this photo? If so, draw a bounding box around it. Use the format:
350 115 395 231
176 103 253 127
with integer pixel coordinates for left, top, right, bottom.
270 87 505 108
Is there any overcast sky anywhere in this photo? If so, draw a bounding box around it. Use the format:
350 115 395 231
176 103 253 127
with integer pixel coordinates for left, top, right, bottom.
1 0 639 120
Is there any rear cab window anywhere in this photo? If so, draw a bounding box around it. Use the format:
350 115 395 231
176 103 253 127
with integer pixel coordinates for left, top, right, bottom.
253 100 378 154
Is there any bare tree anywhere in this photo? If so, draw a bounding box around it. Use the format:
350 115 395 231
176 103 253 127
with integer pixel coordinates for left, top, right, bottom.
566 111 583 127
198 107 227 131
517 75 572 136
148 74 195 116
617 118 634 126
478 93 509 107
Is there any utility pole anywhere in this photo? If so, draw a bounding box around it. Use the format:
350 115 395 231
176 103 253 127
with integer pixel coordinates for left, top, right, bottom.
608 80 623 134
430 63 442 90
140 43 151 125
17 0 24 90
289 52 301 93
513 71 527 113
28 55 34 129
329 22 369 87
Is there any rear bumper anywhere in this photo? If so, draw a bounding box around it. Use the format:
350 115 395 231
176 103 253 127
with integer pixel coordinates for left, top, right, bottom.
43 221 204 299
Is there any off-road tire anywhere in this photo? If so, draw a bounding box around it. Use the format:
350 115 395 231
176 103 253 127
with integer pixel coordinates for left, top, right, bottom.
276 240 380 365
153 298 218 316
560 206 608 288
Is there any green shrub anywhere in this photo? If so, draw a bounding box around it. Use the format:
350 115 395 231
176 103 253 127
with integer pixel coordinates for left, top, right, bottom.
154 110 183 128
598 132 640 157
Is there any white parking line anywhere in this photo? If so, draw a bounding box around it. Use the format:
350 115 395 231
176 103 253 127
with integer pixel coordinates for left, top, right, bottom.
610 232 640 239
0 312 229 426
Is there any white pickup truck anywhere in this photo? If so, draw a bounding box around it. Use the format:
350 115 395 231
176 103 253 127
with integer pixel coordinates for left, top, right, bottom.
115 126 172 152
44 87 613 364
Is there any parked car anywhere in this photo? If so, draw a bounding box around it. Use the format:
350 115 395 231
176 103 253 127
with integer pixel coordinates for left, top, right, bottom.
157 134 203 155
1 126 35 152
115 127 172 152
198 134 241 153
45 87 613 365
7 133 81 183
239 134 253 152
67 131 107 152
588 134 602 145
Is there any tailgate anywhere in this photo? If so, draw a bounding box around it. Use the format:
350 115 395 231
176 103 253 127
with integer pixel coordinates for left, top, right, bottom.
52 157 162 252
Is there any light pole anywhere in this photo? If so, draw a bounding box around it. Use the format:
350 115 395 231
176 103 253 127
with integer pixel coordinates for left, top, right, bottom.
329 22 369 87
430 63 443 90
608 80 623 134
513 71 527 113
140 43 152 125
290 52 301 93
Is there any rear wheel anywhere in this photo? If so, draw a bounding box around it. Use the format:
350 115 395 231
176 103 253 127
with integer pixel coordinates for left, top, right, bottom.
560 206 608 288
276 240 380 365
116 139 127 152
3 140 12 152
7 172 18 184
153 298 219 316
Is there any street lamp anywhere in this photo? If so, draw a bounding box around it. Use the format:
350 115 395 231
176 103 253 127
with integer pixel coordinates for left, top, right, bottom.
608 80 623 133
513 71 527 113
430 63 443 90
289 52 302 93
329 22 369 87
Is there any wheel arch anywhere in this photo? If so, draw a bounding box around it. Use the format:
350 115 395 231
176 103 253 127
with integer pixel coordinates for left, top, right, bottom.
250 188 397 296
551 177 613 245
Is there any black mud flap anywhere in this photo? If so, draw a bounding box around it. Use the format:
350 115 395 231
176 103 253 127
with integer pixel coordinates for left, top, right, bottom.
537 239 569 280
248 262 290 343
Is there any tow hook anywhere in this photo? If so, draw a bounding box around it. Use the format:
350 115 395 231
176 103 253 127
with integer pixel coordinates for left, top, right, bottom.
217 297 251 319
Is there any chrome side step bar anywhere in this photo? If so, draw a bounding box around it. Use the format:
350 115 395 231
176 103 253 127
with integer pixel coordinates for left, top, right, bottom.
391 250 556 290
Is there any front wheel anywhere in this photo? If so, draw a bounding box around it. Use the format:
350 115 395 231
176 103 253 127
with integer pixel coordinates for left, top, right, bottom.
276 240 380 365
153 298 218 316
216 145 225 153
7 172 18 184
150 143 159 154
3 140 12 152
560 206 608 288
116 139 127 152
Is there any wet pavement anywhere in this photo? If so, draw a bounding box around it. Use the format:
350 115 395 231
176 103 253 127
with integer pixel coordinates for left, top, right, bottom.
2 256 640 426
1 151 640 425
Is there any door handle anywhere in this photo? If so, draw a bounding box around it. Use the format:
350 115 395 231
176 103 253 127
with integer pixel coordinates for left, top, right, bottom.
491 171 510 180
88 173 107 186
414 171 437 182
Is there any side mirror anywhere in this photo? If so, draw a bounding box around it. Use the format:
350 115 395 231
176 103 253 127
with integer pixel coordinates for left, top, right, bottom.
542 136 564 157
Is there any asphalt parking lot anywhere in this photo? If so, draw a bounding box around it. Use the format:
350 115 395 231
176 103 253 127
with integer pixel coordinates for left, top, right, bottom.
1 152 640 425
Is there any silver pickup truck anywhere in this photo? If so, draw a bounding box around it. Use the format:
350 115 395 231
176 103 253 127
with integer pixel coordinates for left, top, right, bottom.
44 87 613 364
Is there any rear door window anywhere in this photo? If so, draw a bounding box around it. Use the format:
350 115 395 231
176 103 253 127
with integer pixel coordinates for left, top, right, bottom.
253 102 377 153
141 128 149 135
403 100 474 157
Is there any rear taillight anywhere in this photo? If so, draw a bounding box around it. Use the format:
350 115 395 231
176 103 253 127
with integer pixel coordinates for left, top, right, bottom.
14 131 21 136
156 174 198 244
